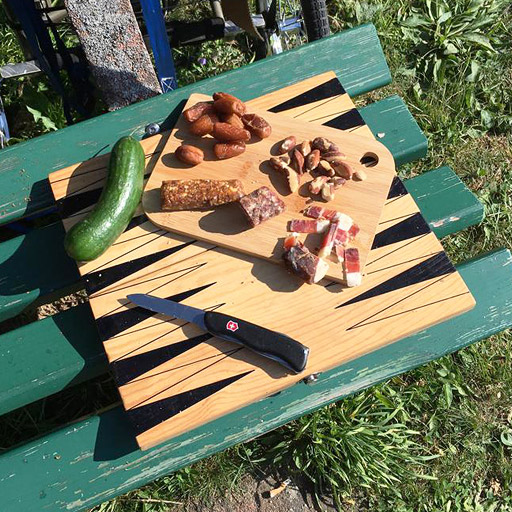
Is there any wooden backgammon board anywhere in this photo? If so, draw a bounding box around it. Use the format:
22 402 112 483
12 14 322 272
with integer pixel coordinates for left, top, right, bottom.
48 72 475 450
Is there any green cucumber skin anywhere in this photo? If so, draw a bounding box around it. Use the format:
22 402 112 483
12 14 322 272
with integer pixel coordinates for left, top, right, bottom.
64 136 145 261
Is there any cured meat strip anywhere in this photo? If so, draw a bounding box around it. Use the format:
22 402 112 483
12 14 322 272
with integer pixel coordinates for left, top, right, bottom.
303 205 338 220
238 186 285 227
303 206 353 228
318 221 340 259
283 233 300 250
344 248 361 287
334 213 353 231
161 179 245 211
334 229 349 246
349 223 360 240
335 245 345 263
287 219 330 234
283 244 329 284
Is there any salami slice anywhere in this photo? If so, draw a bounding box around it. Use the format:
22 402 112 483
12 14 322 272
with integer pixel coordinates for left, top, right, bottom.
238 186 285 227
161 179 245 211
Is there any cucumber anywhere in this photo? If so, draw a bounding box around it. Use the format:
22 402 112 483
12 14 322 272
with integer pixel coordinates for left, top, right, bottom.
64 136 145 261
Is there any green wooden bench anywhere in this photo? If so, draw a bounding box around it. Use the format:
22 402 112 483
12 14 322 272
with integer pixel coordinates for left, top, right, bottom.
0 24 509 511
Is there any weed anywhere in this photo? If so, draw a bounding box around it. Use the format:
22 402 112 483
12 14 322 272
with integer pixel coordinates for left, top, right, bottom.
401 0 507 83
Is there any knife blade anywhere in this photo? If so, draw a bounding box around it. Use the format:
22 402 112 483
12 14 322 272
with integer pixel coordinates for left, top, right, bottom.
127 293 309 373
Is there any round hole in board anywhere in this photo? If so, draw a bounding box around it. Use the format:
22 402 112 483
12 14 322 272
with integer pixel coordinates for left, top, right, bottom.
360 152 379 167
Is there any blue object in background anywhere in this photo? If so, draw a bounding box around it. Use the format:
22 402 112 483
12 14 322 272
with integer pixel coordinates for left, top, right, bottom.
139 0 178 92
0 82 10 148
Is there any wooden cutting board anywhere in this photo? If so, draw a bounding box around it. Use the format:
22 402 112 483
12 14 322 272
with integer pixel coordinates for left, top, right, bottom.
48 72 475 450
142 93 397 282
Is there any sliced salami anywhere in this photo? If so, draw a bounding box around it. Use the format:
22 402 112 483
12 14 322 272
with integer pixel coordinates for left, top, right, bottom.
238 186 286 227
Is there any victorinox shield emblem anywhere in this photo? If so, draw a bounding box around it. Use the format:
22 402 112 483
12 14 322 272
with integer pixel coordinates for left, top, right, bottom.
226 320 239 332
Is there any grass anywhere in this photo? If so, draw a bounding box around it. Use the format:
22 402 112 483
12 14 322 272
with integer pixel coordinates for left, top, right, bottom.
0 0 512 510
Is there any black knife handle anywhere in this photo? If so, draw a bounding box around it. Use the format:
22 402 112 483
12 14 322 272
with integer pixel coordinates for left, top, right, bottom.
204 311 309 374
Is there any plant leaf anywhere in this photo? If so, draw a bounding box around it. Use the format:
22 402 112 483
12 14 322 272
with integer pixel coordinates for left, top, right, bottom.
480 109 494 129
438 11 452 24
500 430 512 447
443 383 453 407
444 42 459 55
26 105 42 122
402 14 430 28
466 60 480 82
462 32 494 51
42 116 58 131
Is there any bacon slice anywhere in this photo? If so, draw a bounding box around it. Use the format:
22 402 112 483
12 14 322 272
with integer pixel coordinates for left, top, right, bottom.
318 221 340 259
344 248 361 287
288 219 330 234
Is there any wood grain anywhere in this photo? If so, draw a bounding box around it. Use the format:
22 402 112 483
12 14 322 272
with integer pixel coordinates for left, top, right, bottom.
48 72 475 450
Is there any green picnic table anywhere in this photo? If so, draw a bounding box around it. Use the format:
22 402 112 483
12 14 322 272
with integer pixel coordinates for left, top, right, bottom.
0 24 510 511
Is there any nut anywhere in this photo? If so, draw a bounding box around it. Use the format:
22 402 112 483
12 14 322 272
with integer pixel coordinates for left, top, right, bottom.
298 140 312 157
322 151 347 165
285 168 300 193
292 149 305 174
312 137 339 154
269 156 291 171
270 157 299 193
189 113 219 136
353 169 367 181
333 161 353 180
278 136 296 154
279 153 291 165
214 141 246 159
175 144 204 166
321 182 336 202
213 122 251 142
221 113 245 129
317 160 335 176
213 96 246 116
183 101 214 123
329 177 346 189
305 149 321 171
309 175 329 194
241 113 272 139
